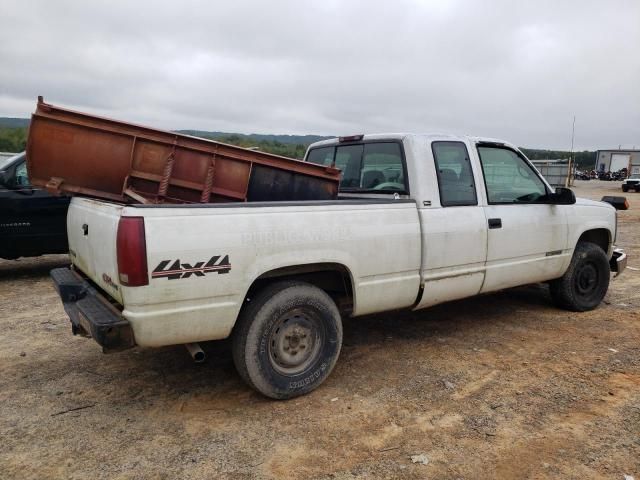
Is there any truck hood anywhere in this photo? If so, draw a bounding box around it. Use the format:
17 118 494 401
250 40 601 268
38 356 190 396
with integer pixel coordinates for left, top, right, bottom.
575 197 615 210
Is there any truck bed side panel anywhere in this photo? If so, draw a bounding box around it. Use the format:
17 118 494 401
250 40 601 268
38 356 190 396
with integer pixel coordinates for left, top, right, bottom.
122 201 422 347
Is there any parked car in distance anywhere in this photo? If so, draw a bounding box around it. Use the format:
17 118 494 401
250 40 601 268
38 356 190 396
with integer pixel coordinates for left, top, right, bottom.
622 174 640 192
0 152 70 259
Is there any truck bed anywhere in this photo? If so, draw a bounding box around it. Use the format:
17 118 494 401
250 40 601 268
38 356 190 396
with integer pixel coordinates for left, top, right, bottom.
67 196 422 347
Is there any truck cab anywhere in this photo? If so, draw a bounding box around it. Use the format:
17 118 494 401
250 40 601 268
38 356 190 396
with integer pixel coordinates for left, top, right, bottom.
305 134 604 306
0 152 69 259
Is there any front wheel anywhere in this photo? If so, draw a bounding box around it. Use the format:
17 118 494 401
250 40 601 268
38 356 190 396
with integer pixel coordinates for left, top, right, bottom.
232 281 343 399
622 185 629 192
549 242 610 312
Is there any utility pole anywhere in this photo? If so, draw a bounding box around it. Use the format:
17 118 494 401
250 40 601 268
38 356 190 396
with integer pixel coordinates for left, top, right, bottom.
568 115 576 187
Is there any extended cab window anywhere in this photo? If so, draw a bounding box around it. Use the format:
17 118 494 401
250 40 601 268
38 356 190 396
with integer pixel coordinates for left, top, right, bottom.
432 141 477 206
307 142 407 193
478 146 547 204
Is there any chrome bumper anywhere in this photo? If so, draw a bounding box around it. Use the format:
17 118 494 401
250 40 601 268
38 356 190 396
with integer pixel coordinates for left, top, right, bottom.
610 248 627 277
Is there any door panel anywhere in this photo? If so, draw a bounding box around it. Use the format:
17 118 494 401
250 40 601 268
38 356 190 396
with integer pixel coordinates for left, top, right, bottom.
415 206 487 308
0 157 69 258
476 145 569 293
481 204 568 292
415 141 487 309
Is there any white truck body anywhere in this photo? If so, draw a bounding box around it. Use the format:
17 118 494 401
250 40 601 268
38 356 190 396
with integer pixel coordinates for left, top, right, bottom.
53 133 626 398
68 197 422 346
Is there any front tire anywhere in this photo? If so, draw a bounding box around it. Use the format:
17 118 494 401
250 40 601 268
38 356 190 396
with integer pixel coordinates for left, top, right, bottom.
232 281 343 399
622 185 629 192
549 242 610 312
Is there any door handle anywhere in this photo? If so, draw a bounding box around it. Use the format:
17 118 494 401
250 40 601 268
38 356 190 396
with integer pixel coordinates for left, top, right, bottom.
488 218 502 229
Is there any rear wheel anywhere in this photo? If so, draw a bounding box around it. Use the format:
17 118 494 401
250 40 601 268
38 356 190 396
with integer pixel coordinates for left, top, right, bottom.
232 281 343 399
549 242 610 312
622 185 629 192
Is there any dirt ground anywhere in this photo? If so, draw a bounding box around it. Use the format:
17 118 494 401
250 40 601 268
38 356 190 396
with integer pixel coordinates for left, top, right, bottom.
1 180 639 480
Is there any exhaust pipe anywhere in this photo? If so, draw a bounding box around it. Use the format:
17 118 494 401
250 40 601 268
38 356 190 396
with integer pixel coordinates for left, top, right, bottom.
185 343 206 363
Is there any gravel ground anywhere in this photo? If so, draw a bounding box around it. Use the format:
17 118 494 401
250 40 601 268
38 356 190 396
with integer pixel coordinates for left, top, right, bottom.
0 180 639 479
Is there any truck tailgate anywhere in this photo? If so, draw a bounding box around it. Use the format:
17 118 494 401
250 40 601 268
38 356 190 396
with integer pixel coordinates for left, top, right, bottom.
67 197 124 304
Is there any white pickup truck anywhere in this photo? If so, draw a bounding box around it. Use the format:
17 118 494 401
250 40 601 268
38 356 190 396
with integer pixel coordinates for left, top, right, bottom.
51 133 627 399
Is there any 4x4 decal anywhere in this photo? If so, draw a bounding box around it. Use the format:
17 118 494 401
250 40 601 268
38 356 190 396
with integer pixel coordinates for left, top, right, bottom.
152 255 231 280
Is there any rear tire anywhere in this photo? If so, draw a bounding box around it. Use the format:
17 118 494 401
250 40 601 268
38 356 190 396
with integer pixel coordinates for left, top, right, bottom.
232 281 343 399
549 242 610 312
622 185 629 192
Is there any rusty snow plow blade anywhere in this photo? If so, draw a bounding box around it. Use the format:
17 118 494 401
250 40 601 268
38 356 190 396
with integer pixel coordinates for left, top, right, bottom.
26 97 340 204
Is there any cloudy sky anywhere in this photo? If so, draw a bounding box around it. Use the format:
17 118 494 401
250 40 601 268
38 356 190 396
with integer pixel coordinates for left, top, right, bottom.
1 0 638 150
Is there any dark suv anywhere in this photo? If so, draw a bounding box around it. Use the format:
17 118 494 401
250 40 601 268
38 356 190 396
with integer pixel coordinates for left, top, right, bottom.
0 152 70 259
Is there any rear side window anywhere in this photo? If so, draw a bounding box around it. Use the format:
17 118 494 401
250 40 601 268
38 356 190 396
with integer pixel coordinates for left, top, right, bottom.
306 142 407 193
432 141 477 206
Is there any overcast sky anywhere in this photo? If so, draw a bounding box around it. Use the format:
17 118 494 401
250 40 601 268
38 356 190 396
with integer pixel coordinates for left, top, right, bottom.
1 0 638 150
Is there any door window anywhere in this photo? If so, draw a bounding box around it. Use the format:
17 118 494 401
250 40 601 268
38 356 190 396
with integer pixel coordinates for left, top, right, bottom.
478 146 547 204
432 141 477 206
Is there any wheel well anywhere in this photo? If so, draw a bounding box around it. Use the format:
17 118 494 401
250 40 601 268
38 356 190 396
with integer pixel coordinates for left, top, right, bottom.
577 228 610 253
246 263 354 314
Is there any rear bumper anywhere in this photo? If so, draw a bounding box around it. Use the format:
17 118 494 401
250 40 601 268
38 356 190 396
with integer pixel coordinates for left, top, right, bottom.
610 247 627 277
50 267 135 352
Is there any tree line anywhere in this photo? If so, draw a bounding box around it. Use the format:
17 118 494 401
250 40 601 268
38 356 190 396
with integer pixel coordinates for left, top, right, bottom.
0 126 597 168
520 148 596 170
0 127 27 153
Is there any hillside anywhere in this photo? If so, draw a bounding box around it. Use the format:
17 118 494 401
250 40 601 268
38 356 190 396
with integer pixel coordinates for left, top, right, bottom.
0 118 30 129
0 118 330 158
177 130 330 146
0 117 596 167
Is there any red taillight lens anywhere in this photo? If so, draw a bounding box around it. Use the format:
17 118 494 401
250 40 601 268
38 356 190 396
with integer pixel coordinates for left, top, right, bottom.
116 216 148 287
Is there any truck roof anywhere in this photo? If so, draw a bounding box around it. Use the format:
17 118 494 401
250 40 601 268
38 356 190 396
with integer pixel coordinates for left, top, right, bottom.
308 133 519 151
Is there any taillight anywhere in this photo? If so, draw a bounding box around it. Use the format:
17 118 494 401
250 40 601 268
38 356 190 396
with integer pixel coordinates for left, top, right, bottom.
116 216 148 287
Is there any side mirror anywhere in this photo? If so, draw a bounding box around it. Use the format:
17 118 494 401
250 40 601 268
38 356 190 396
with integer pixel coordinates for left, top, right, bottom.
0 171 7 187
550 187 576 205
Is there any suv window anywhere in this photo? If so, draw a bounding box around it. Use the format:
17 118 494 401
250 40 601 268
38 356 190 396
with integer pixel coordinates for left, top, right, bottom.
307 142 407 193
432 141 477 206
478 146 547 204
15 161 31 187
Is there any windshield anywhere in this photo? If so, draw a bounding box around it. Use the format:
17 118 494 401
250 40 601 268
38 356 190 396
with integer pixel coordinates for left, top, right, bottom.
0 152 24 170
630 174 640 179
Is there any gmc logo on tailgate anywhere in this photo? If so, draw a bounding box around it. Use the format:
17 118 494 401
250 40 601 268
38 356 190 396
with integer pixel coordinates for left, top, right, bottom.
152 255 231 280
